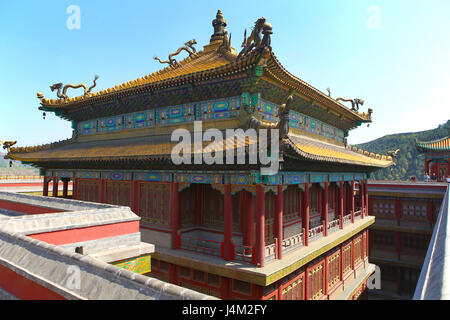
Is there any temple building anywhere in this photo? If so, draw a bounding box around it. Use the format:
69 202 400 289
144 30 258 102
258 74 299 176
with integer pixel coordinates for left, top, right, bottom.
6 11 395 300
416 136 450 182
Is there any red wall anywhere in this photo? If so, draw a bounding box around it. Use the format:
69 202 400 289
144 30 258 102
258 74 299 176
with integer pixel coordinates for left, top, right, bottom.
29 221 140 245
0 264 66 300
0 200 63 215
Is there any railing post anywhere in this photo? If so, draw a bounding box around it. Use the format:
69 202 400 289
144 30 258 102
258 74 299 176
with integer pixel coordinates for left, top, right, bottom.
351 181 355 223
230 240 235 261
256 184 265 268
339 181 344 229
170 182 180 250
223 184 233 261
302 228 306 246
274 238 278 260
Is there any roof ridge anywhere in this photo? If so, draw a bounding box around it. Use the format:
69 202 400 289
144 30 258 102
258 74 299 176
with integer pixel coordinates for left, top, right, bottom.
416 135 450 145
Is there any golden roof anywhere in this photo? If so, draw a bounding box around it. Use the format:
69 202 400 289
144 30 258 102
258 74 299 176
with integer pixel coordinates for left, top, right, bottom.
286 133 394 168
8 131 393 168
39 41 237 107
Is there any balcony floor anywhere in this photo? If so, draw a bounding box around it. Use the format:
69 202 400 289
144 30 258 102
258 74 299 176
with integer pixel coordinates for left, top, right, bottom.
142 215 375 286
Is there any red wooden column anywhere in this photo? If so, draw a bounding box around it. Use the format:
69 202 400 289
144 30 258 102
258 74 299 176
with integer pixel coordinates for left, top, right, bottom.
302 183 310 246
365 180 369 216
52 177 58 197
130 180 140 214
243 192 255 249
360 181 365 218
256 185 265 267
170 182 180 250
72 178 78 200
425 159 430 175
322 182 329 237
427 200 435 226
397 267 402 296
62 178 69 198
339 181 344 229
98 179 106 203
275 185 284 260
223 184 233 261
350 181 355 223
395 199 402 226
43 177 49 197
395 232 402 260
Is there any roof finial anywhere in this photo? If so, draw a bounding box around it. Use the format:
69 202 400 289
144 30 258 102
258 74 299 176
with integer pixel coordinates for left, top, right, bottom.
211 9 227 42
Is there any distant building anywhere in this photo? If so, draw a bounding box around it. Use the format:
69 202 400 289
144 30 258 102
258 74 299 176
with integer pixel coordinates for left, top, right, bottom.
416 136 450 182
366 181 447 299
6 11 394 300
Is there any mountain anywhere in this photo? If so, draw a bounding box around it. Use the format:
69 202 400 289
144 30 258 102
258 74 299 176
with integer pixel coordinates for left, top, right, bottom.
0 152 40 175
356 120 450 181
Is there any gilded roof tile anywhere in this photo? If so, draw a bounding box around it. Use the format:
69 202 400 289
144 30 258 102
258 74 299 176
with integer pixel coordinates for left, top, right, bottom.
416 136 450 153
286 133 394 168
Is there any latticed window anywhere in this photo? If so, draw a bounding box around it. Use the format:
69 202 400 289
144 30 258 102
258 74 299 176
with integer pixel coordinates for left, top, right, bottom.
373 230 395 249
180 186 194 227
327 251 341 290
232 192 242 232
402 201 427 218
283 186 300 222
139 182 170 226
308 262 324 300
105 181 131 207
310 184 318 214
282 275 304 300
343 243 352 275
265 191 276 245
328 183 336 212
354 237 363 265
402 233 430 252
373 200 395 217
77 179 100 203
202 186 224 227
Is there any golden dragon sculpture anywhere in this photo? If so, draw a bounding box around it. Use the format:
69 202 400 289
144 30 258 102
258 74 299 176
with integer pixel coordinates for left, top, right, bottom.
49 75 99 100
154 39 198 67
0 140 17 152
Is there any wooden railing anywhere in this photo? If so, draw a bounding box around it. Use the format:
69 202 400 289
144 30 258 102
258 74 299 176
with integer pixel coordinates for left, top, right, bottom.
179 235 222 257
354 210 362 221
343 214 352 226
309 225 324 241
265 243 277 262
282 232 304 254
233 244 255 264
177 209 369 266
327 218 340 233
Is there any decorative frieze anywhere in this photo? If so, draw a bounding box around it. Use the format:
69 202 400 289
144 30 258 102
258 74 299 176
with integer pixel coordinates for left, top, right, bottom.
48 169 367 185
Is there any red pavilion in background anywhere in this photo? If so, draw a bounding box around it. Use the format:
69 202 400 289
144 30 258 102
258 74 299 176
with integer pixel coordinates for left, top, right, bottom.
416 136 450 182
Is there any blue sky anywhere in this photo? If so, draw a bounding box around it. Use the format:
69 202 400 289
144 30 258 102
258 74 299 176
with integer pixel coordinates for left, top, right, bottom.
1 0 449 147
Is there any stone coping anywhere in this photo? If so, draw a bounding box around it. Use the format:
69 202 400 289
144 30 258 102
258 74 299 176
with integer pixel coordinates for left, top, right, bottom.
414 185 450 300
0 228 216 300
0 191 139 235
